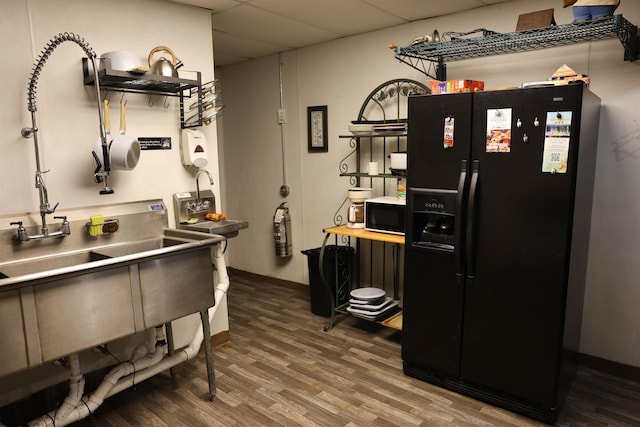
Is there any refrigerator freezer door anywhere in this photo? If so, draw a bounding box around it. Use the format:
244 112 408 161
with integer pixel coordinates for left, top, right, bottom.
403 247 464 376
403 93 474 376
461 85 586 406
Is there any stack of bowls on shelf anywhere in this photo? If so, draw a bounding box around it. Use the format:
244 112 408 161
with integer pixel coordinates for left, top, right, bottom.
347 287 399 321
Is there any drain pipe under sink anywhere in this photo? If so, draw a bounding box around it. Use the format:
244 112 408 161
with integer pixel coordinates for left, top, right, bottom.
27 244 231 427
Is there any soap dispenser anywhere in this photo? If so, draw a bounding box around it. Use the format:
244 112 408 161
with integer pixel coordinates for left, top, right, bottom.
180 129 208 168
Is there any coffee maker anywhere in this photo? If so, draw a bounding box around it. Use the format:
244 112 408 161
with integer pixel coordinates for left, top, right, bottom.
347 187 372 229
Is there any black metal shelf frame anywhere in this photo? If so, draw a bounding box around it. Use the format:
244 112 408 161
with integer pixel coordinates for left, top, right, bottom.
82 58 203 128
393 14 639 80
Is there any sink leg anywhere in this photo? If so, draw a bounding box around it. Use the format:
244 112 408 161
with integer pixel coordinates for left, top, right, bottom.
165 322 176 380
200 308 216 401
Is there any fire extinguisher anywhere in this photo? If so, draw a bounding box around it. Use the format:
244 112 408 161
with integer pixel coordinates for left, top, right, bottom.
273 202 292 257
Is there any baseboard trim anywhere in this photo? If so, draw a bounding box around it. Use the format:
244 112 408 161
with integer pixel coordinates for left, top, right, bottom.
211 330 230 347
227 268 640 384
577 353 640 382
227 267 308 291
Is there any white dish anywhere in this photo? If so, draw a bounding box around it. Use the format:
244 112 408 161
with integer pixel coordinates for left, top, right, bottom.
347 300 399 317
349 297 386 307
348 124 374 136
348 311 383 321
349 296 395 311
350 130 373 136
350 287 385 300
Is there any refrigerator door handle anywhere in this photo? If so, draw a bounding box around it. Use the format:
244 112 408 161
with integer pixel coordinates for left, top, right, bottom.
454 160 467 282
466 160 480 279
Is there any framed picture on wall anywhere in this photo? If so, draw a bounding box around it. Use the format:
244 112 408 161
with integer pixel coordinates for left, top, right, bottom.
307 105 328 152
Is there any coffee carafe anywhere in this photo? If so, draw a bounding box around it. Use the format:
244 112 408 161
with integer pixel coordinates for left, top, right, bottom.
347 202 365 228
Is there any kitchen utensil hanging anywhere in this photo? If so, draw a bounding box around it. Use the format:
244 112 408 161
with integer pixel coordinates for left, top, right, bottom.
110 99 141 170
92 99 140 171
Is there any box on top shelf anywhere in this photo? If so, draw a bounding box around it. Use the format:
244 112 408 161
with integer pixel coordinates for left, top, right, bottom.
429 79 485 94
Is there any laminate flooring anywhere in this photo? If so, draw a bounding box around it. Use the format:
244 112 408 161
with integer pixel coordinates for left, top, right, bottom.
60 274 640 426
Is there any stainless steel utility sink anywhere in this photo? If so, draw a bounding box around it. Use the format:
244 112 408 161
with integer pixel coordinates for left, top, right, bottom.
0 200 225 378
178 219 248 238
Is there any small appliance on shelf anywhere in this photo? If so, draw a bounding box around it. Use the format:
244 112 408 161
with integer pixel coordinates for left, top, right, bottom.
347 187 372 229
364 196 406 235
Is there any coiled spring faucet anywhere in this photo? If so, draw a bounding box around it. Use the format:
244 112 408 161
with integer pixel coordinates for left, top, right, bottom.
16 32 109 242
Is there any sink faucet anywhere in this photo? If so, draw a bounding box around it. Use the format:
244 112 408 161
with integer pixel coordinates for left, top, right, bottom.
193 169 215 213
11 216 70 242
16 33 109 242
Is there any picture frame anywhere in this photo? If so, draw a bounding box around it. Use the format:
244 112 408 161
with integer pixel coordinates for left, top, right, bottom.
307 105 328 152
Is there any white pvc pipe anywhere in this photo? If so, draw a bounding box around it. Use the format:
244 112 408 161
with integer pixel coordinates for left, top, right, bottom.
27 244 230 427
50 354 84 422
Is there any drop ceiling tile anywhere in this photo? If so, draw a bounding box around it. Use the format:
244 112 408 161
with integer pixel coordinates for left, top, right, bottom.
482 0 515 4
213 29 287 60
363 0 486 21
213 3 340 47
173 0 520 66
172 0 239 12
251 0 406 36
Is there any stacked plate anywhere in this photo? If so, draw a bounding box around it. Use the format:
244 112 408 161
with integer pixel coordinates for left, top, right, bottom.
348 123 375 136
347 287 399 321
349 120 407 136
373 122 407 134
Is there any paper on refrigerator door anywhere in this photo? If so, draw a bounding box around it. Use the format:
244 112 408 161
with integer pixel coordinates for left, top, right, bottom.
486 108 512 153
542 111 572 174
443 117 454 148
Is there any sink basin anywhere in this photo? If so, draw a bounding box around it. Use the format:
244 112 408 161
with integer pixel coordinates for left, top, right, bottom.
178 219 248 238
0 251 96 278
0 228 216 280
0 227 224 378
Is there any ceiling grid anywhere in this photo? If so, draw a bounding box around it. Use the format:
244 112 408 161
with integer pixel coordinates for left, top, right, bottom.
171 0 517 66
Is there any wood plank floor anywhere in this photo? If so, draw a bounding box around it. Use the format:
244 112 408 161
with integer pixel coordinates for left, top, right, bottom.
44 274 640 426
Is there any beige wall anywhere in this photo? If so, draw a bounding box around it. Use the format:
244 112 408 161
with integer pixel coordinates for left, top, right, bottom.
218 0 640 369
0 0 226 405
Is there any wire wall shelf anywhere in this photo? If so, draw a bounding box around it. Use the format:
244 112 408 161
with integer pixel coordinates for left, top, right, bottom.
393 15 639 80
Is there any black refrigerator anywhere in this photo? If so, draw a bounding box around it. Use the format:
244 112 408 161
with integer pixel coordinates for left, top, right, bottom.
402 84 600 423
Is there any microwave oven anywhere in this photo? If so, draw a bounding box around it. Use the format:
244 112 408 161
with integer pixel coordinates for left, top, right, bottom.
365 196 406 235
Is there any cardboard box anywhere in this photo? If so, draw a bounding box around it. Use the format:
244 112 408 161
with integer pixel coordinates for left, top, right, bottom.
516 9 556 31
430 79 485 94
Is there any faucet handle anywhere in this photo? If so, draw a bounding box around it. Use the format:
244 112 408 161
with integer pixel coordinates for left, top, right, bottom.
10 221 30 242
54 216 71 235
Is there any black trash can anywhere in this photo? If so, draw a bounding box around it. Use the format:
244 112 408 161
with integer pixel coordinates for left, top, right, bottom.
302 245 354 317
